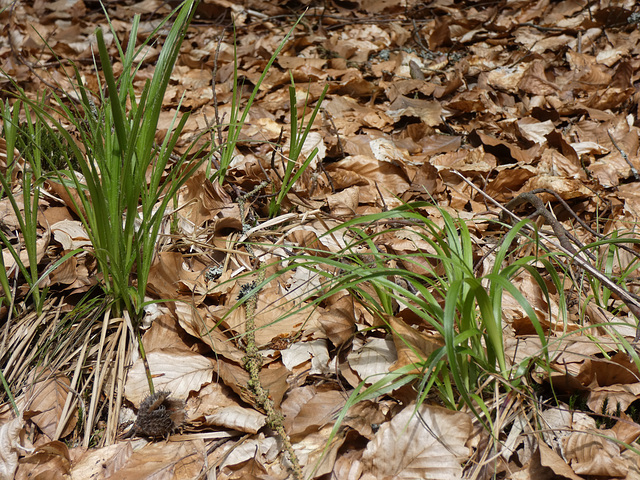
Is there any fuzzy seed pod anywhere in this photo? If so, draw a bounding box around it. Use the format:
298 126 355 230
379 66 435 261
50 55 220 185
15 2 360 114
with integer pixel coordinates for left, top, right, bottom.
134 391 186 439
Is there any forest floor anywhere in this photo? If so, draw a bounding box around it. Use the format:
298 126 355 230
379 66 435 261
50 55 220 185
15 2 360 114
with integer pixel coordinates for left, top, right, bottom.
2 0 640 479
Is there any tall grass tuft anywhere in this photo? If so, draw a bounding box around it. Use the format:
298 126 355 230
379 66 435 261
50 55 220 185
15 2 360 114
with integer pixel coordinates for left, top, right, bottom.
212 16 315 188
270 204 562 420
13 0 202 323
268 77 328 218
0 99 54 314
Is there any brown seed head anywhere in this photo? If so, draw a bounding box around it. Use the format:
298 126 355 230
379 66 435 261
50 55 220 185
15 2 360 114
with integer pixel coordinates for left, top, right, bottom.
134 391 186 439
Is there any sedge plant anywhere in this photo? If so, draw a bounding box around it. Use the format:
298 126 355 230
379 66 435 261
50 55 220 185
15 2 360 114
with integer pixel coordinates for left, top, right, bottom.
0 98 82 419
0 98 46 313
241 202 566 475
212 16 319 187
195 200 576 474
266 203 560 425
0 0 206 439
268 77 328 218
0 98 80 314
17 0 202 326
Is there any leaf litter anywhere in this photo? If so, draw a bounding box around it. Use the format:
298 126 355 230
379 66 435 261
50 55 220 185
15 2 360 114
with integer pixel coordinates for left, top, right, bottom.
1 0 640 478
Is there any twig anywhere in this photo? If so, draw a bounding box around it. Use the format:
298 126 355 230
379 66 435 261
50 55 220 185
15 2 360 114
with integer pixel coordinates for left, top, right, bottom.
452 170 640 344
208 32 229 170
517 22 567 32
520 188 640 261
237 199 302 480
323 111 345 160
375 182 388 212
607 130 639 181
501 191 595 261
136 328 155 396
270 128 285 182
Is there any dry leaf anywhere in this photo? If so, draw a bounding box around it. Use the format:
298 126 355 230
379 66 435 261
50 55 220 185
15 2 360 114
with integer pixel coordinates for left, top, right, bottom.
125 350 214 407
347 337 397 384
15 440 70 480
106 440 205 480
564 428 627 477
22 370 76 440
0 415 23 480
361 403 472 479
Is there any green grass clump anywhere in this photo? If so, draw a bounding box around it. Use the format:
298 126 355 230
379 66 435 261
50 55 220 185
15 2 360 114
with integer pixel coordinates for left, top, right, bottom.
264 202 564 447
11 0 203 325
0 98 64 314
